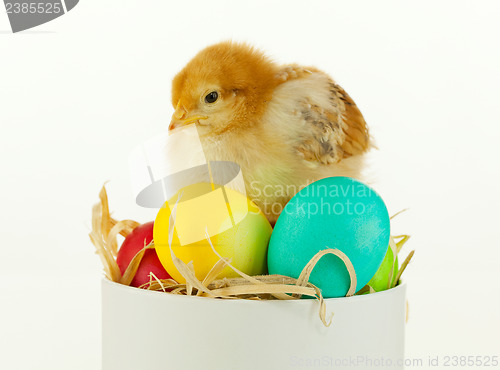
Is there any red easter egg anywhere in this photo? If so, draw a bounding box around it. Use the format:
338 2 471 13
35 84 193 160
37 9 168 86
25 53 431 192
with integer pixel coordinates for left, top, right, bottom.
116 221 171 287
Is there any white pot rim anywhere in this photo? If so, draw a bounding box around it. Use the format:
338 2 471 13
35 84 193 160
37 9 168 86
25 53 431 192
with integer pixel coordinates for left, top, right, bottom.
101 277 406 304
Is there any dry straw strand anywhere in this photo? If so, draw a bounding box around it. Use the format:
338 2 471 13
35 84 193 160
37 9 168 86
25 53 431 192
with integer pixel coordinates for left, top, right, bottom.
295 248 357 298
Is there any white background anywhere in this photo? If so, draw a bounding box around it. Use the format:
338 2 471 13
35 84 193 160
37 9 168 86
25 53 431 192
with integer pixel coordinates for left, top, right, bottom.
1 1 499 369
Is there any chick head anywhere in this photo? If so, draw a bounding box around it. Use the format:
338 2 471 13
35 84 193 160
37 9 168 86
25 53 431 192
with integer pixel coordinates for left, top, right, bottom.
169 41 278 135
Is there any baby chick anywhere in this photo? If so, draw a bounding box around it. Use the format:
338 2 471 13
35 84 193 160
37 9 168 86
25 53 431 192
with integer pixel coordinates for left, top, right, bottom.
169 41 370 223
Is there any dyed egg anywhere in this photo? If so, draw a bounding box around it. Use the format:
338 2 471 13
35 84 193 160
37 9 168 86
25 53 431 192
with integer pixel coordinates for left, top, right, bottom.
116 221 172 287
154 183 272 283
268 177 390 298
368 244 399 292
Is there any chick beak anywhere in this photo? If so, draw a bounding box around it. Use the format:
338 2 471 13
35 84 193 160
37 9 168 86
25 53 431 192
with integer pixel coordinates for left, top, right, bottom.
169 106 208 131
169 116 207 131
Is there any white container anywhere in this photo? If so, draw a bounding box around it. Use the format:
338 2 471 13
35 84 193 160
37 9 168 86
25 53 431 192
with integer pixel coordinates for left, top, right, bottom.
102 279 406 370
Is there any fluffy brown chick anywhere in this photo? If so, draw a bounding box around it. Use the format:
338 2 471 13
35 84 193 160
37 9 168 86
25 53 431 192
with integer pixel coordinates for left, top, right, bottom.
169 41 370 223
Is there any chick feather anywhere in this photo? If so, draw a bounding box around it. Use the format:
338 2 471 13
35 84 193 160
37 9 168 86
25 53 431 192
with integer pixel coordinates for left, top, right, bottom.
170 41 370 223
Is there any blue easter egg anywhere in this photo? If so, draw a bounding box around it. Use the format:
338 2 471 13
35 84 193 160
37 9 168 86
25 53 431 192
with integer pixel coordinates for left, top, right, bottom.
268 177 390 298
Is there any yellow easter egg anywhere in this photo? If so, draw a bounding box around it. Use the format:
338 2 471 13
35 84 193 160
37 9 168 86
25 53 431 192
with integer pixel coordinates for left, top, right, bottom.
153 183 272 283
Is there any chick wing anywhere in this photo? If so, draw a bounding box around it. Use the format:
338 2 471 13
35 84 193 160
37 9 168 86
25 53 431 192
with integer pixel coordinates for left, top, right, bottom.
266 65 370 167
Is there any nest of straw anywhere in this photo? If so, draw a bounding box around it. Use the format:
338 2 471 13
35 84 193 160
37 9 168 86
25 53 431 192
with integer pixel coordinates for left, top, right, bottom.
90 185 413 326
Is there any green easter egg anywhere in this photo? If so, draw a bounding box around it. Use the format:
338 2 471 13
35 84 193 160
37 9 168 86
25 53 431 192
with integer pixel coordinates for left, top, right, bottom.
367 245 398 291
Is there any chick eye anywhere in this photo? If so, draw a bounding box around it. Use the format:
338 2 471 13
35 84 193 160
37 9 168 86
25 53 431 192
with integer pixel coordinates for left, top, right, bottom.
205 91 218 103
